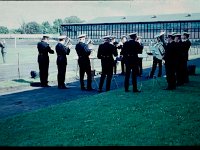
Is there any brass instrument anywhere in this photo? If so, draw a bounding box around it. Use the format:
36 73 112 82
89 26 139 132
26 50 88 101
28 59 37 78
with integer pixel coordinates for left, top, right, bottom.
64 37 73 46
64 37 73 49
86 38 94 50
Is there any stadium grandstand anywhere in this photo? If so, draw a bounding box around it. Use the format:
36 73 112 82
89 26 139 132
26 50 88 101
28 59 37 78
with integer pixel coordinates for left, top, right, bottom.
61 13 200 44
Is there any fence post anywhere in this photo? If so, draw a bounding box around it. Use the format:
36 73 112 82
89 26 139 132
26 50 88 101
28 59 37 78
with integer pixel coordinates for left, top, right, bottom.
15 37 17 48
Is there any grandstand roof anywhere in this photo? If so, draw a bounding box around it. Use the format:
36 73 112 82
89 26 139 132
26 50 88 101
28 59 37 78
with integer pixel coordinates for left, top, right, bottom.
62 13 200 26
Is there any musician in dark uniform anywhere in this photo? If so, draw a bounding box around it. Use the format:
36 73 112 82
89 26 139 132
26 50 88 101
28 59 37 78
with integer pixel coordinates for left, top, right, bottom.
75 34 93 91
121 32 142 92
111 36 119 75
118 35 128 75
182 32 191 83
97 35 118 92
174 33 184 86
55 35 71 89
136 36 144 76
37 35 54 87
163 32 178 90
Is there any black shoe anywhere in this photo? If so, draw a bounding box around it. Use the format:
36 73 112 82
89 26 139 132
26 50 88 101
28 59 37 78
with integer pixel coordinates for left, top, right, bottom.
41 84 51 87
98 89 103 93
177 83 184 86
87 87 95 91
157 75 161 77
133 89 141 93
62 86 69 89
148 75 153 79
125 89 130 92
163 87 175 90
58 85 69 89
81 87 87 91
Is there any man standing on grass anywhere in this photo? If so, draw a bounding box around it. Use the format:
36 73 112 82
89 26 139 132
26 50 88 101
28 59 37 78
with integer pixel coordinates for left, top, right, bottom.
97 35 118 92
163 32 178 90
56 35 72 89
174 33 184 86
0 39 7 64
75 34 94 91
182 32 191 83
37 35 54 87
121 32 142 93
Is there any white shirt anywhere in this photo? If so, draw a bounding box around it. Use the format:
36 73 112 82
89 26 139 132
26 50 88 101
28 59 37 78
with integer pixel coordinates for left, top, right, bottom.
152 42 165 60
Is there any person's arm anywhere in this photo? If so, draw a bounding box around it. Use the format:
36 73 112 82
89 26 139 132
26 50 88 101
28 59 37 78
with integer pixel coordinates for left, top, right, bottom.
45 43 54 54
62 45 70 55
97 45 102 59
112 45 118 57
83 43 91 54
47 46 54 54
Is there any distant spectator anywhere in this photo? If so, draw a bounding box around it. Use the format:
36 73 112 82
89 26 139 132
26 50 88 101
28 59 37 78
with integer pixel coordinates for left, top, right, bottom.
0 39 7 63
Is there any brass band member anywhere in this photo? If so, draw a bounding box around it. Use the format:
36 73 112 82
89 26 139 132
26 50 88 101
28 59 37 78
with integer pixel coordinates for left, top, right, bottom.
118 35 128 75
97 35 118 92
37 35 54 87
56 35 71 89
121 32 142 92
163 32 178 90
174 33 184 86
75 34 93 91
182 32 191 83
149 32 165 78
110 36 119 75
136 36 144 76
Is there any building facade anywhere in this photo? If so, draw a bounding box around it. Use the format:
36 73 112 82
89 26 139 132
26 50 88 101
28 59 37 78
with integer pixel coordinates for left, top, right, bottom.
61 13 200 43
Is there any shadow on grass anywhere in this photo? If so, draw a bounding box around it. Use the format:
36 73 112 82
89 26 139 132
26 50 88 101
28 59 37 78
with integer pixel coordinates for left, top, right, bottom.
12 79 33 84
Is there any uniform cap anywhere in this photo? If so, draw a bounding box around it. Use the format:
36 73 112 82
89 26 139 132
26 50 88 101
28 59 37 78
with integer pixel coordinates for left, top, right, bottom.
174 33 181 37
154 32 165 38
168 32 176 37
78 34 86 38
110 35 116 39
183 32 190 35
43 35 50 38
102 35 111 39
128 32 137 36
121 35 127 38
58 35 67 39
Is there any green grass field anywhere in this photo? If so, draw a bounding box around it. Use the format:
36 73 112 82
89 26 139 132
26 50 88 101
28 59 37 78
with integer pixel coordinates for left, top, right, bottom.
0 68 199 146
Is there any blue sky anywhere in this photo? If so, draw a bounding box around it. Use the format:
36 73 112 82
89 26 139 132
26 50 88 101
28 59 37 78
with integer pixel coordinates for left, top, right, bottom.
1 0 200 29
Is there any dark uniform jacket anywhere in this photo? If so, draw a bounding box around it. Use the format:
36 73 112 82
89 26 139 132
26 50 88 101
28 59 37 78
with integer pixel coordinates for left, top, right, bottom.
121 40 142 65
55 43 70 66
97 42 118 64
163 41 178 65
37 41 54 63
175 40 184 63
182 39 191 61
75 42 91 65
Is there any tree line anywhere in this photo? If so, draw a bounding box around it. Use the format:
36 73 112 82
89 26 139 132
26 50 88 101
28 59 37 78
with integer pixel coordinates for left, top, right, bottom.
0 16 84 34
